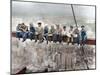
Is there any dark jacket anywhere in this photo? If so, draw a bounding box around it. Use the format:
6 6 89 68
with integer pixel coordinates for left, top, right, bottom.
30 27 35 34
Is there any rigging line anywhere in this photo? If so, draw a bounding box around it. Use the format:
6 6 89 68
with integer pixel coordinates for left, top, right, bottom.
81 45 89 69
71 4 77 27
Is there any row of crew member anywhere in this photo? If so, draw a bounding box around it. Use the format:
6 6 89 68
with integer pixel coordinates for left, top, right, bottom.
16 22 87 45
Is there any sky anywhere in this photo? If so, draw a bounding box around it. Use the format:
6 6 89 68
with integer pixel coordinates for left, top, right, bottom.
12 1 95 20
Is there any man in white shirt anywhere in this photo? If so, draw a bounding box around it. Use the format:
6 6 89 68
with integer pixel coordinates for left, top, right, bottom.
67 26 74 44
53 24 62 43
62 26 68 43
73 27 80 45
62 26 67 35
49 25 55 42
36 22 44 43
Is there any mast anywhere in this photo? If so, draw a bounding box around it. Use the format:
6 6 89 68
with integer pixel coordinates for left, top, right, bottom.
71 4 77 27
